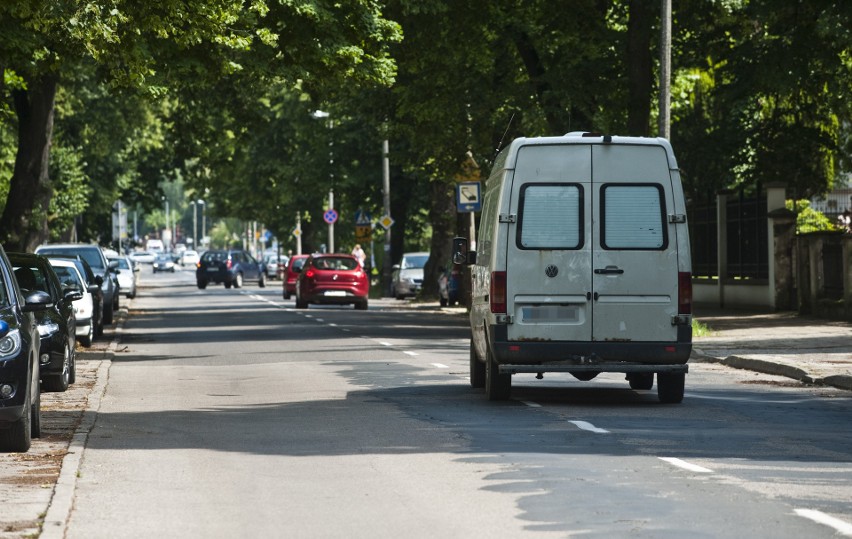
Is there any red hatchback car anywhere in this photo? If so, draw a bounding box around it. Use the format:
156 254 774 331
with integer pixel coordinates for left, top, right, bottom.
282 255 309 300
295 254 369 310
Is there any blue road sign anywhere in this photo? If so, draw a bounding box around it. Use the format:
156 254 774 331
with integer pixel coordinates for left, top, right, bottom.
323 209 339 224
457 182 481 213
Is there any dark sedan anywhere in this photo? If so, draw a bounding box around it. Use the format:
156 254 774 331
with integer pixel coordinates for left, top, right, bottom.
0 245 48 452
196 249 266 289
10 253 79 393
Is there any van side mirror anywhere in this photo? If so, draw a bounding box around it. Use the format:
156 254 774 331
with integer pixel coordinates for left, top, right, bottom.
452 237 475 265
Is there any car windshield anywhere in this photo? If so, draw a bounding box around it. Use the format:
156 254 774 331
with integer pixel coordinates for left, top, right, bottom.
314 257 358 271
156 255 172 262
39 247 104 271
402 255 429 269
52 265 84 290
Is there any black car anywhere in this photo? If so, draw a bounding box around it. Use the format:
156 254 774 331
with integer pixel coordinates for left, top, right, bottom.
196 249 266 289
42 255 105 338
0 245 50 452
34 244 119 324
9 253 80 392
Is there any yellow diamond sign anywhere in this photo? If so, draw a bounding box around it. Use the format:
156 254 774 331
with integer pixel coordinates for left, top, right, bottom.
379 215 394 230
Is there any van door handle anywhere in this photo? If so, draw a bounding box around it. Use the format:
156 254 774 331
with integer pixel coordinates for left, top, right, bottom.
594 266 624 275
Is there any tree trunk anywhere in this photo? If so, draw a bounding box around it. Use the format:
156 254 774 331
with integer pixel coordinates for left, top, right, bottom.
626 0 654 136
422 178 456 298
0 74 58 252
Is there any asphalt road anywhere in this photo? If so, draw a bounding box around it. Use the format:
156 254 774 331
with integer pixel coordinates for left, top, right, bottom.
60 267 852 538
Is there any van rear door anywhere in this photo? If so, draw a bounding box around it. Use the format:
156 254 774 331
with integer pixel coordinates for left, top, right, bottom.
590 144 679 343
505 144 593 343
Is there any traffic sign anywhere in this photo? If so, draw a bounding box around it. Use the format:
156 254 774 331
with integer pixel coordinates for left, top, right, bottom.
457 181 481 212
379 215 394 229
323 209 339 224
292 228 302 237
354 209 371 225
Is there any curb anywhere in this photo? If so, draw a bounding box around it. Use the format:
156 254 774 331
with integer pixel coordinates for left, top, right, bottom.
40 308 125 539
692 349 852 392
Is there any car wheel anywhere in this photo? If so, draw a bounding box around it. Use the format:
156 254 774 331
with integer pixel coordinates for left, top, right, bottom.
0 371 32 452
657 372 685 404
234 273 244 288
485 344 511 401
295 293 308 309
627 372 654 391
80 323 93 347
197 280 208 290
69 345 76 385
43 343 71 392
355 299 368 310
283 290 290 300
103 300 114 325
440 297 448 307
469 339 485 389
258 273 266 288
31 379 41 439
224 281 232 289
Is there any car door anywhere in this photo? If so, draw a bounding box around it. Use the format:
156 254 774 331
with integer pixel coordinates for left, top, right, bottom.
590 144 679 343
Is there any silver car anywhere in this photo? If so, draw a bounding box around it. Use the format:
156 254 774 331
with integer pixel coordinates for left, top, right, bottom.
109 255 139 299
391 252 429 299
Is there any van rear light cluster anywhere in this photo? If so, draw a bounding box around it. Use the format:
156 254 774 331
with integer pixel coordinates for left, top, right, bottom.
678 272 692 314
490 271 507 313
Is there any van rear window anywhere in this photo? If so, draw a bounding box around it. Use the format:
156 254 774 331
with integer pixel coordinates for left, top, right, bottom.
601 184 667 250
517 184 583 249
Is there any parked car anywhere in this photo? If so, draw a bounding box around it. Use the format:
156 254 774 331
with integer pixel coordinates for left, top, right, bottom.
282 255 309 299
0 245 48 452
295 254 369 310
263 253 287 280
391 252 429 299
9 253 78 393
35 244 119 324
180 250 200 267
129 250 157 264
109 255 138 298
42 255 105 339
153 253 176 273
438 265 462 307
48 258 96 347
196 250 265 289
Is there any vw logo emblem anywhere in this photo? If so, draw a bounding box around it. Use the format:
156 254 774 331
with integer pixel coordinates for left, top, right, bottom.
545 265 558 278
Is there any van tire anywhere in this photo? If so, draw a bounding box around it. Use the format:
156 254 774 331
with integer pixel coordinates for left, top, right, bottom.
485 346 511 400
657 372 685 403
628 372 654 390
469 340 485 388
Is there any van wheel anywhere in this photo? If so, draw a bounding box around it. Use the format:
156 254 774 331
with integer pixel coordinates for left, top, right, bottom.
485 346 511 401
627 372 654 390
657 372 685 403
469 340 485 388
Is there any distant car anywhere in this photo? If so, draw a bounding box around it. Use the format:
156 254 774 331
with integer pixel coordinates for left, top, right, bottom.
9 253 78 393
282 255 309 299
42 255 105 339
196 249 265 289
263 253 287 280
391 252 429 299
129 250 157 264
295 254 369 310
48 258 97 347
35 244 119 324
180 250 200 267
153 254 176 273
0 244 47 452
109 255 138 298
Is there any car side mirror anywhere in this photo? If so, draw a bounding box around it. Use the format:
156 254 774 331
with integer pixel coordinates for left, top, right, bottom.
23 290 53 312
108 260 119 271
452 237 475 265
94 275 104 286
64 289 83 302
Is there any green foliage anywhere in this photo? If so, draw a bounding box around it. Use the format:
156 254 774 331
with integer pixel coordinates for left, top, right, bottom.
786 199 838 233
47 142 91 240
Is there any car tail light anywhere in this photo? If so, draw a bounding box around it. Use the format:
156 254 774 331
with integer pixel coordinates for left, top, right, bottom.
196 262 201 269
678 272 692 314
305 268 316 279
226 259 233 269
490 271 507 314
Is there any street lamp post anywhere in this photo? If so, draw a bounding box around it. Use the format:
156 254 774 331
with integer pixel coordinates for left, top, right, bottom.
313 110 335 252
198 199 206 249
191 200 198 250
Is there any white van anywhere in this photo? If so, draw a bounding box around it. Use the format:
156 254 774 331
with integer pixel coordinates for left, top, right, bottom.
455 133 693 403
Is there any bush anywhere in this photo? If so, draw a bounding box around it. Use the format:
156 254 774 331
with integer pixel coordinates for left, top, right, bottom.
786 199 837 233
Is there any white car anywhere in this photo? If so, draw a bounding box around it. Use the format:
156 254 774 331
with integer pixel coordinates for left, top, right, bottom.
48 258 96 347
129 250 157 264
109 255 139 299
180 250 200 266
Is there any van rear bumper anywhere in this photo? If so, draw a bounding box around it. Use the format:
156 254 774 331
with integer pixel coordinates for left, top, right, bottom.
489 325 691 364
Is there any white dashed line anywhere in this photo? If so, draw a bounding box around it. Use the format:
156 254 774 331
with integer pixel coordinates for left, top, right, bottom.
404 351 419 357
430 363 448 368
379 341 392 347
794 509 852 536
568 420 610 434
520 401 542 408
659 457 713 473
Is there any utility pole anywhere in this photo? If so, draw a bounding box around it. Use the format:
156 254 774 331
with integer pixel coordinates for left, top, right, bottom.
328 189 335 253
382 139 392 297
295 211 302 255
659 0 672 140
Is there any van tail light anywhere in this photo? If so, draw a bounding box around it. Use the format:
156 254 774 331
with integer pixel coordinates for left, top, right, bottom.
678 272 692 314
490 271 507 314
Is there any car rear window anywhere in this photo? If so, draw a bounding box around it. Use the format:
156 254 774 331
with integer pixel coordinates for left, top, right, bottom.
202 251 227 262
314 257 358 271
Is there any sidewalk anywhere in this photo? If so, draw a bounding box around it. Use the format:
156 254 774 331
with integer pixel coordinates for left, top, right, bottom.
692 305 852 391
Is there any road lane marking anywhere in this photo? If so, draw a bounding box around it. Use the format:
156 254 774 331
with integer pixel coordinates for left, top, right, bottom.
794 509 852 536
568 420 609 434
431 363 448 368
379 341 392 347
659 457 713 473
404 351 419 357
521 401 542 408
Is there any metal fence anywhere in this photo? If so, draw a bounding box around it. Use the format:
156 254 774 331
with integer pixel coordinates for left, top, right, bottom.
687 194 718 278
726 188 768 280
